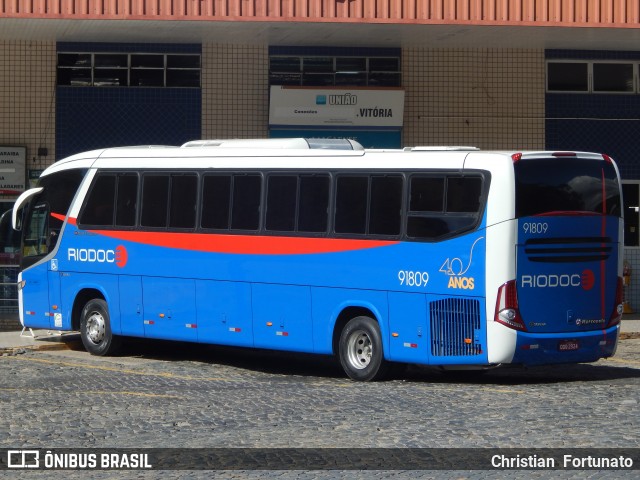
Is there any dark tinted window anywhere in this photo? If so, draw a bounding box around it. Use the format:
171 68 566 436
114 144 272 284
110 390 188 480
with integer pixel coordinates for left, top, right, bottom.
141 175 169 227
80 173 138 227
115 174 138 227
201 175 231 229
231 175 261 230
547 62 588 92
40 170 87 221
593 63 634 93
369 176 402 236
407 215 480 240
266 175 297 232
447 177 482 213
80 175 116 226
515 159 621 217
407 174 484 241
335 176 368 234
410 177 444 212
298 175 330 233
169 174 197 229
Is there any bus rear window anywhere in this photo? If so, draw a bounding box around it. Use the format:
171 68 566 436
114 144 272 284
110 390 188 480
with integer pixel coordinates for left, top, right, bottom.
515 159 621 218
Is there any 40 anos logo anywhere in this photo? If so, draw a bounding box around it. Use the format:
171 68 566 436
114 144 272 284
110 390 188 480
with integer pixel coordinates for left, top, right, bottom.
440 237 484 290
67 245 128 268
520 269 595 290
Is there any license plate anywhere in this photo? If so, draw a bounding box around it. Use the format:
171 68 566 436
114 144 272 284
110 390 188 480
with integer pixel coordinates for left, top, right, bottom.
558 340 580 351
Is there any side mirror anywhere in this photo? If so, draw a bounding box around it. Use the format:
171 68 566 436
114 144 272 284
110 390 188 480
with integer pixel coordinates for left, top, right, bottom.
12 187 43 231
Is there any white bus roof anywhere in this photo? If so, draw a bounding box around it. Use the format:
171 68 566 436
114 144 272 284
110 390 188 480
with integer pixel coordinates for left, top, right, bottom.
40 139 611 177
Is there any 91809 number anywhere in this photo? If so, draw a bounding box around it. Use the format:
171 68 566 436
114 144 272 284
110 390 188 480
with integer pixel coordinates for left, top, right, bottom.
398 270 429 287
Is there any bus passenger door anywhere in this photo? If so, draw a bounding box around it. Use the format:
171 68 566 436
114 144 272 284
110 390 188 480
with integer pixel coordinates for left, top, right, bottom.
252 284 313 352
142 277 197 342
388 292 429 364
19 201 57 329
20 265 51 329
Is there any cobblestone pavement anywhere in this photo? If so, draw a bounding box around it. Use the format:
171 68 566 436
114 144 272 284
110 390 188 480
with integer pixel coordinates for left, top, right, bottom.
1 337 640 479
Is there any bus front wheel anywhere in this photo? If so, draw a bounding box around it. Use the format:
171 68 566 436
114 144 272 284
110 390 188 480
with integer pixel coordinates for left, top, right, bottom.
338 316 388 381
80 299 121 356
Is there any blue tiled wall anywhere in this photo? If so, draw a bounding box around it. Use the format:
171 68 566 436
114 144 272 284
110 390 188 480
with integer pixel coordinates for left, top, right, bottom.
545 50 640 180
546 94 640 180
56 43 201 160
56 87 201 159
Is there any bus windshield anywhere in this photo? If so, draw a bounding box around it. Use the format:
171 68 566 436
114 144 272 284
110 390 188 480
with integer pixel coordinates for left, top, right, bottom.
515 158 621 218
20 169 86 264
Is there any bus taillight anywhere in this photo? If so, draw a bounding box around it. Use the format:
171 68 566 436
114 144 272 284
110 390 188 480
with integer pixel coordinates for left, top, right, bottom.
551 152 577 157
607 276 624 328
494 280 527 331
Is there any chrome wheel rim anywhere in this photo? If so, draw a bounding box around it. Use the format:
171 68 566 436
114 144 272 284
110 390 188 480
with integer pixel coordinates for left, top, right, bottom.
346 329 373 370
86 311 106 345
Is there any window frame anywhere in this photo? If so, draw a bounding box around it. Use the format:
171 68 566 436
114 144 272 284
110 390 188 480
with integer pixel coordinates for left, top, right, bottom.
546 60 639 94
77 168 489 244
405 172 489 243
199 172 263 233
269 55 401 87
57 52 201 88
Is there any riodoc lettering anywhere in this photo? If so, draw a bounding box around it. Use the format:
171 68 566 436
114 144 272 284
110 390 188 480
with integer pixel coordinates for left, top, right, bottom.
68 248 115 263
521 269 595 290
67 245 128 268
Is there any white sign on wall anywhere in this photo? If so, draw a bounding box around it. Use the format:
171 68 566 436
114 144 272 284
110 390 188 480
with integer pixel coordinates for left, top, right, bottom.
0 146 26 196
269 86 405 128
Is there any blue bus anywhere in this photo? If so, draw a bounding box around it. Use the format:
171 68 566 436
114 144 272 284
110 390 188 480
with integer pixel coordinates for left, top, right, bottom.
12 138 623 380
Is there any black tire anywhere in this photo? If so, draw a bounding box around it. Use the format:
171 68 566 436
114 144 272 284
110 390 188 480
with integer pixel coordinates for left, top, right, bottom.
338 315 388 381
80 298 121 356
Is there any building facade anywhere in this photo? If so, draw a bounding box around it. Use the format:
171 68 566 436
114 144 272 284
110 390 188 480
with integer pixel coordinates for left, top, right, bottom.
2 0 640 307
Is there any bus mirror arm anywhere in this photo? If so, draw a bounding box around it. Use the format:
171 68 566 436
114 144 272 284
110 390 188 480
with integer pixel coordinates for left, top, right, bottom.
12 187 43 230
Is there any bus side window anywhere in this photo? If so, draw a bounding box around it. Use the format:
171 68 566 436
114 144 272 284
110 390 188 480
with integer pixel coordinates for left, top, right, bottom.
169 174 197 229
80 172 140 229
407 176 446 240
115 174 139 227
298 175 329 233
265 173 332 235
231 174 261 231
141 174 170 228
335 176 368 234
266 175 297 232
369 176 402 236
335 174 403 237
406 175 483 241
447 177 482 213
201 174 231 230
79 175 116 226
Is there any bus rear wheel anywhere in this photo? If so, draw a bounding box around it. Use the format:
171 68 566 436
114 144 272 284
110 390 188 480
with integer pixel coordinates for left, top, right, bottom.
80 299 121 356
338 316 388 381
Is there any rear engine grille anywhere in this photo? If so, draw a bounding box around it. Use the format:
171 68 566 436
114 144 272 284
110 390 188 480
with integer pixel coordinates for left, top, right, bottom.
430 298 481 357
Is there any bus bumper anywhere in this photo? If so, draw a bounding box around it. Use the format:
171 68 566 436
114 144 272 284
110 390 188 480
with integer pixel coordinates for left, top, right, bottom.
510 325 619 365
